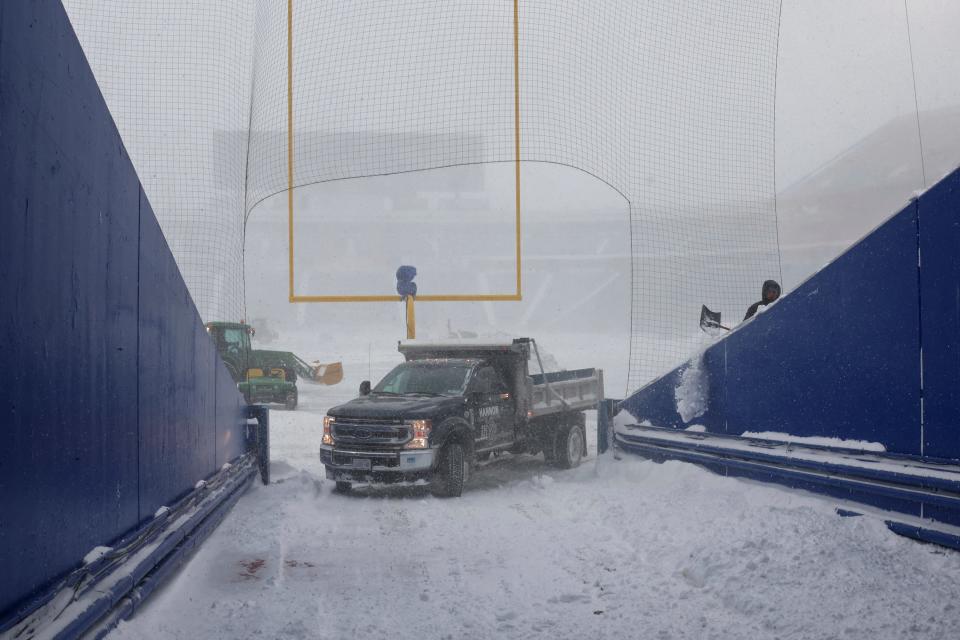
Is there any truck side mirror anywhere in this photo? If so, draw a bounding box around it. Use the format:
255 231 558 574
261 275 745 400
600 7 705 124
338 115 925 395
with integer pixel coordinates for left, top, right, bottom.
468 390 485 404
359 380 371 396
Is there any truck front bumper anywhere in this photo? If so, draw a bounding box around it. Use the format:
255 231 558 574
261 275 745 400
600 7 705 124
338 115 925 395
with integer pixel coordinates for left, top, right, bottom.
319 445 436 483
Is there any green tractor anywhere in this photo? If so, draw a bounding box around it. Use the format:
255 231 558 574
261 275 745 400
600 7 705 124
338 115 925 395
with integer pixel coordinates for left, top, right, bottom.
205 321 299 410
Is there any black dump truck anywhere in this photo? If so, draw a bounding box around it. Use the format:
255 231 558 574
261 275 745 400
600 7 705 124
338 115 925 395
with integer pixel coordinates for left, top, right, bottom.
320 338 604 496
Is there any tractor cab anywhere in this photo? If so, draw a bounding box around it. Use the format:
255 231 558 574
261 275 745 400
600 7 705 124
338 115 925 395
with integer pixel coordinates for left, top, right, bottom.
205 321 253 383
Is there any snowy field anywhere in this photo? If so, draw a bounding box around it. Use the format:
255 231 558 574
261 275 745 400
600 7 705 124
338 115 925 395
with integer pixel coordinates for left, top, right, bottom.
108 340 960 640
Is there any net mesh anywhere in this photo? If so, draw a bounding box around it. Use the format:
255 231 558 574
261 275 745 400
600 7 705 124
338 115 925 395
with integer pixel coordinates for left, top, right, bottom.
65 0 782 391
62 1 255 322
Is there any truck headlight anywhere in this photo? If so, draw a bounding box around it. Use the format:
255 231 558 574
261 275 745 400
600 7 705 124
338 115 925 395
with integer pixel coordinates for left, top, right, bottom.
404 419 432 449
322 415 335 445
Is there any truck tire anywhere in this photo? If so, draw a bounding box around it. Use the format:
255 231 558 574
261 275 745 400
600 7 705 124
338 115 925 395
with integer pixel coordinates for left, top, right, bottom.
284 389 298 410
430 442 466 498
334 481 352 493
555 422 585 469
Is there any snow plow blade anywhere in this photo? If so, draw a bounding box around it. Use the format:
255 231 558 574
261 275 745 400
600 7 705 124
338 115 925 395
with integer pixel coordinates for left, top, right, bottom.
250 349 343 385
312 361 344 385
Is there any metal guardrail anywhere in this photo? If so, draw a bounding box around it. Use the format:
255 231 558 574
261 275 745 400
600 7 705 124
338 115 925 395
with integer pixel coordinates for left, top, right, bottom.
599 410 960 552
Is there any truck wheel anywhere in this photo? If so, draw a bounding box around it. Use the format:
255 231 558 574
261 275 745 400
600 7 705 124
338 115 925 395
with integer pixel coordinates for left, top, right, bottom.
430 442 466 498
284 390 298 410
555 423 585 469
334 481 352 493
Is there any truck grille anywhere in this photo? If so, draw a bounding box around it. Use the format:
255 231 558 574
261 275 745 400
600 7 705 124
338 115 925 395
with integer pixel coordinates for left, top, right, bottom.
333 418 410 445
332 451 400 468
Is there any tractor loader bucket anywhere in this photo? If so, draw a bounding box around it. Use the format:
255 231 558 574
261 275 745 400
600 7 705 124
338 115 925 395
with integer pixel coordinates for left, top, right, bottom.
312 361 344 385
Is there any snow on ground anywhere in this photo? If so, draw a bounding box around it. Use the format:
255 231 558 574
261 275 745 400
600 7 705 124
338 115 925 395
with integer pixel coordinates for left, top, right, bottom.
111 341 960 640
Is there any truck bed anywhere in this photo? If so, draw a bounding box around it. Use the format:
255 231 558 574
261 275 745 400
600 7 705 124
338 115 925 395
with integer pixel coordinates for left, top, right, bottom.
529 368 603 417
399 338 604 419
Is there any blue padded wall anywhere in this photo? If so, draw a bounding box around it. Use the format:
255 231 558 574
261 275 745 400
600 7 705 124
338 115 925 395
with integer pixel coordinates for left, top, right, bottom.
723 202 921 453
623 347 726 431
0 0 248 620
0 0 142 617
918 170 960 460
622 167 960 461
217 360 249 467
137 195 218 521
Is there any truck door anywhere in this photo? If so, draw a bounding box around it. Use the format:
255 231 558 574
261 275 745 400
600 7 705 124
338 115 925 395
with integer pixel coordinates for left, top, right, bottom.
489 369 515 443
468 366 515 445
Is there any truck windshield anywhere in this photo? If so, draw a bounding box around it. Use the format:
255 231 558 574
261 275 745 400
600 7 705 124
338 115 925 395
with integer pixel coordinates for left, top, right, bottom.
373 363 472 396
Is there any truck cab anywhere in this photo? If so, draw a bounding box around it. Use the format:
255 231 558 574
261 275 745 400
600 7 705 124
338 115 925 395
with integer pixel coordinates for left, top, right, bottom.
320 339 603 497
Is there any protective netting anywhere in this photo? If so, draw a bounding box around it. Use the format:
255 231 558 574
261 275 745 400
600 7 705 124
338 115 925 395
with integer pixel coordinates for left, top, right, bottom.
62 1 255 322
65 0 782 391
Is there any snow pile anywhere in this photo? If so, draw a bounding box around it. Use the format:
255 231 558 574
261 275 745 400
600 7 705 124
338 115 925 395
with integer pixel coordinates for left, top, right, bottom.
106 342 960 640
111 418 960 640
742 431 887 452
675 354 708 423
527 339 562 373
612 408 639 429
82 546 112 565
611 409 657 431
